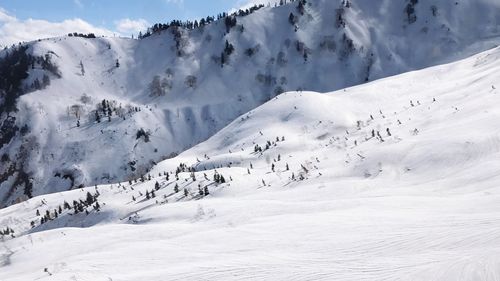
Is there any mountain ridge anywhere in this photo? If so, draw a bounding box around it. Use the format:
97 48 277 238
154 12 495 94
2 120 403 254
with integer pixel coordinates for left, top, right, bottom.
1 0 499 207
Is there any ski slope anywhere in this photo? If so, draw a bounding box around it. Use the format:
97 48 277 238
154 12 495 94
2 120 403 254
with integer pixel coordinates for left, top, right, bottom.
2 45 500 280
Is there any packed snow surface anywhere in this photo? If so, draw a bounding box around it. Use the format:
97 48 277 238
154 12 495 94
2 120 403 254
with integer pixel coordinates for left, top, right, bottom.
2 45 500 280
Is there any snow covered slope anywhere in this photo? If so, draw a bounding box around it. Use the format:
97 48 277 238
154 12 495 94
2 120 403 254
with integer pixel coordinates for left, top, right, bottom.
1 0 500 206
2 44 500 280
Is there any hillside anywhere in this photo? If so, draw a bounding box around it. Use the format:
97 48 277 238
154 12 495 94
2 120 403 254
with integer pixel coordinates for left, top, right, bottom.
1 44 500 280
1 0 500 206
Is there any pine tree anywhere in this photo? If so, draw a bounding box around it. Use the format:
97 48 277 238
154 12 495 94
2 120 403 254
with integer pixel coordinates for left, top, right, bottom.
95 111 101 123
204 186 209 196
288 13 296 25
224 40 234 56
155 181 160 190
78 202 85 213
79 60 85 76
174 183 179 193
86 192 94 206
297 0 306 15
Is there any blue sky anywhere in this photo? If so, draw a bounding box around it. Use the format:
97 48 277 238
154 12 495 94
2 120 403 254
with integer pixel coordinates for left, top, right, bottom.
0 0 273 46
1 0 253 29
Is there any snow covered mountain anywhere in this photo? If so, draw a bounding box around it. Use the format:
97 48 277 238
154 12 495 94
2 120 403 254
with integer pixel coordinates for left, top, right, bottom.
1 0 500 207
2 42 500 280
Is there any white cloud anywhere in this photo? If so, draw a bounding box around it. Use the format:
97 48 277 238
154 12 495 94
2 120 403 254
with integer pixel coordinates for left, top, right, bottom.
0 7 16 22
166 0 184 6
0 7 115 48
74 0 84 9
114 18 149 35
